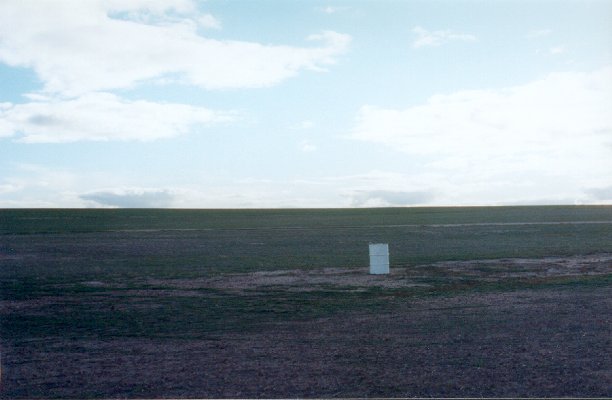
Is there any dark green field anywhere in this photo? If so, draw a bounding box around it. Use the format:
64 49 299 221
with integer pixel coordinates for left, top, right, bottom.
1 206 611 398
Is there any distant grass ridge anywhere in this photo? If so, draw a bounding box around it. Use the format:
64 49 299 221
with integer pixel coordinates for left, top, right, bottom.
2 205 612 234
1 206 611 280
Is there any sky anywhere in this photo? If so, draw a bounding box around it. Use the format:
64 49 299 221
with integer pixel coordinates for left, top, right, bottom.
1 0 611 208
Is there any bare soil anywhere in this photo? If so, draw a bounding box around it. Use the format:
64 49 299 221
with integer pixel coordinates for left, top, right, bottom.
143 253 612 293
1 255 611 398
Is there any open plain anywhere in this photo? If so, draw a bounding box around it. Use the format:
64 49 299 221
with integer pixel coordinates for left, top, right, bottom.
1 206 611 398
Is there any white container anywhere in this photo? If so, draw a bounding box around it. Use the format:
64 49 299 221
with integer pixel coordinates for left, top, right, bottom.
369 243 389 274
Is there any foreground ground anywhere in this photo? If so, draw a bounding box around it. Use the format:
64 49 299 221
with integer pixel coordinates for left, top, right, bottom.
1 207 611 397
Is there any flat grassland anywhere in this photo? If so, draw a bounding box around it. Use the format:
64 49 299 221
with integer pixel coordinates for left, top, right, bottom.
1 206 611 398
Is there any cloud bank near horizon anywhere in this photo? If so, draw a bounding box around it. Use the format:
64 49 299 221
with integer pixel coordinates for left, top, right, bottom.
350 67 612 205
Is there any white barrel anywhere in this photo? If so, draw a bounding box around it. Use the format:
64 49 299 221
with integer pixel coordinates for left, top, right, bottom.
369 243 389 274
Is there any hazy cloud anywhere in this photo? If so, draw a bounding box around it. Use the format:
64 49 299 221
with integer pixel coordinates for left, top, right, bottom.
586 186 612 201
0 164 84 207
81 189 175 208
0 182 24 194
318 6 349 14
290 120 315 130
412 26 476 48
0 1 351 96
299 140 317 152
351 190 434 207
526 28 552 39
549 45 566 55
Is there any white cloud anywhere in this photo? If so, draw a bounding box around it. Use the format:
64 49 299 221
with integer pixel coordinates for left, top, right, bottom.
0 92 234 142
197 14 222 29
290 120 315 130
318 6 349 14
0 1 351 96
549 45 566 55
299 140 317 152
411 26 476 48
526 28 552 39
350 67 612 205
320 6 338 14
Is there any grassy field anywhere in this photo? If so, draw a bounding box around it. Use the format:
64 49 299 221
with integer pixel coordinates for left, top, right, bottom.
1 206 611 397
3 205 612 233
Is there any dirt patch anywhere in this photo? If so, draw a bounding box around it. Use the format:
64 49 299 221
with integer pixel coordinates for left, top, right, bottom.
143 268 431 293
429 253 612 279
4 254 610 315
192 268 431 292
143 253 612 293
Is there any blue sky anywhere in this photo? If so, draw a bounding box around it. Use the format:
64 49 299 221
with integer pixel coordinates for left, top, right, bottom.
1 0 611 207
